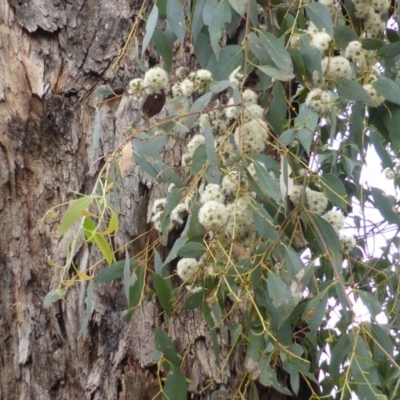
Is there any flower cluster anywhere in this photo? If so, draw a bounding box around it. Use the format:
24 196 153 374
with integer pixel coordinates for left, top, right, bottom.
177 258 203 281
290 186 328 215
305 88 334 115
351 0 388 36
172 69 213 98
339 235 356 254
323 209 345 232
143 67 169 94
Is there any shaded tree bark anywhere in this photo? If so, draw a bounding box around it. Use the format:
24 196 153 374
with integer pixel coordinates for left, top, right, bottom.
0 1 312 399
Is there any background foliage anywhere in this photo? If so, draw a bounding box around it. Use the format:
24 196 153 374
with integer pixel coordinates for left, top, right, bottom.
44 0 400 398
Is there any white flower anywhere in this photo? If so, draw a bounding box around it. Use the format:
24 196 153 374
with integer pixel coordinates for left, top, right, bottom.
363 84 385 107
345 41 365 62
182 152 193 166
234 120 269 157
305 88 334 115
186 285 203 293
200 183 224 204
198 201 229 231
371 0 390 13
172 82 182 98
306 22 320 36
323 210 345 232
168 183 176 193
143 67 169 94
321 56 352 80
225 197 254 241
310 31 332 52
171 203 189 224
195 69 213 85
340 235 356 253
242 89 258 105
225 97 240 119
229 66 244 88
151 211 173 233
383 167 396 180
177 258 202 281
243 104 264 122
188 134 205 155
222 171 240 195
127 78 142 97
181 78 195 97
289 35 301 49
364 12 385 36
152 198 167 214
319 0 338 14
306 188 329 214
290 186 303 205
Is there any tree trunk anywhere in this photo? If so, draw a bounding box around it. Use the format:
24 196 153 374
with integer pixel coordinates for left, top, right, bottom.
0 1 310 399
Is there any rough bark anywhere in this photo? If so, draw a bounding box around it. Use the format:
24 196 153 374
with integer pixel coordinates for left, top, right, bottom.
0 1 310 399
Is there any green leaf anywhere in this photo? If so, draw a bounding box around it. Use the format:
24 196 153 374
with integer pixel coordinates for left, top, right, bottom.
163 364 187 400
377 41 400 58
166 0 186 44
334 26 359 49
267 81 286 135
361 38 383 50
142 5 159 57
203 303 220 361
124 250 132 303
203 119 216 164
306 2 334 37
257 65 295 82
336 79 373 104
183 291 203 310
296 129 313 154
83 217 114 265
187 92 213 127
128 264 145 310
82 279 94 340
248 32 273 64
357 290 382 318
58 196 93 237
300 35 322 76
90 108 101 164
43 287 67 308
95 85 116 97
370 187 400 225
178 242 207 258
155 327 181 365
95 259 137 282
373 77 400 105
320 173 348 211
190 145 207 175
209 1 231 58
153 27 173 72
252 202 279 240
191 0 205 44
163 217 190 266
302 290 329 332
228 0 246 16
253 161 282 203
207 45 244 81
153 273 173 315
295 104 318 131
210 80 231 93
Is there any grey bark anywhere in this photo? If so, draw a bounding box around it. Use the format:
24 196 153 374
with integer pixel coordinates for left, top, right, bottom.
0 1 308 399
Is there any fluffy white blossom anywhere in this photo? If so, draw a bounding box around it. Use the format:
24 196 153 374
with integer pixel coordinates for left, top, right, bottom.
234 120 269 157
168 183 176 193
243 104 264 122
289 35 301 49
340 235 356 254
321 56 352 80
242 89 258 105
143 67 169 94
195 69 213 85
171 203 188 224
345 41 365 62
171 82 182 98
383 167 396 180
200 183 224 204
364 12 385 36
151 211 173 232
371 0 390 13
127 78 142 98
310 31 332 52
323 210 345 232
290 185 303 205
305 88 334 114
198 201 229 231
182 152 193 166
363 83 385 107
152 198 167 214
229 66 244 88
306 22 320 36
225 97 240 119
225 197 254 241
319 0 338 14
222 171 240 195
188 134 205 155
306 188 329 214
177 258 202 281
180 78 195 97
